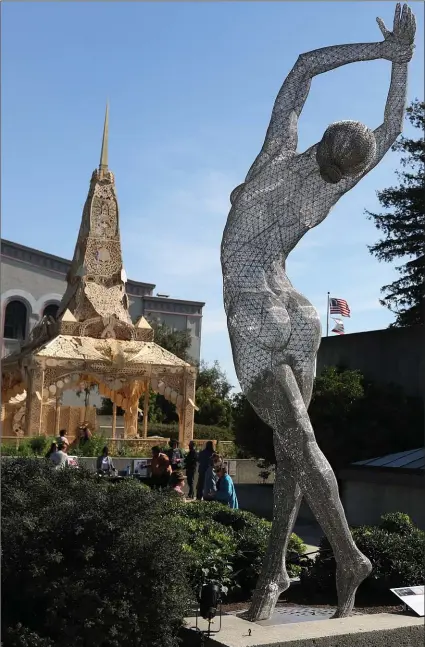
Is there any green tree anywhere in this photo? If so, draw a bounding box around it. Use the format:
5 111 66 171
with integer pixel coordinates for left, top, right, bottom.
195 361 234 428
367 99 425 327
233 367 423 472
150 320 192 362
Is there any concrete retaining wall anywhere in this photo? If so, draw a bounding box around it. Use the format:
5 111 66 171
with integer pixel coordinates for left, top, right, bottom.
342 479 425 530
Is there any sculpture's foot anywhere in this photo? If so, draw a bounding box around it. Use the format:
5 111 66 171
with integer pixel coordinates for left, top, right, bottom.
331 552 372 619
242 574 290 622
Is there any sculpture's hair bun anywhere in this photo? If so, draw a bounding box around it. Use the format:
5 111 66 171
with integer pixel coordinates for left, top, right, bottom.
316 120 376 184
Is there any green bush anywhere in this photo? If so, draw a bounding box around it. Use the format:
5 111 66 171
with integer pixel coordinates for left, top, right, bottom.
2 458 305 644
300 513 425 601
179 501 306 599
29 437 51 456
145 423 235 442
71 435 107 457
379 512 415 535
1 458 192 647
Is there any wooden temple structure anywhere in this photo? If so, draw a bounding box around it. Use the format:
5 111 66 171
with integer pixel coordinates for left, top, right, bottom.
1 106 197 447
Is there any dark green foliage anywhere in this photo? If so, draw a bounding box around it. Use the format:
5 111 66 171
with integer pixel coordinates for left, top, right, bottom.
1 460 306 644
70 435 107 457
379 512 415 536
149 320 192 362
367 100 425 326
29 437 50 455
233 367 423 472
145 423 235 442
300 513 425 600
179 501 306 597
233 393 274 464
2 459 191 647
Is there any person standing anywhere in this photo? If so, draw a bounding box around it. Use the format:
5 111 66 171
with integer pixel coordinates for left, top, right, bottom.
167 439 183 471
203 453 222 501
150 446 172 489
215 464 239 509
96 446 116 476
79 424 93 449
185 440 198 499
196 441 214 500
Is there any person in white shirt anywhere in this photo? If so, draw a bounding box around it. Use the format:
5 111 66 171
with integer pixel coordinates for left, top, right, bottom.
96 446 116 476
49 441 69 470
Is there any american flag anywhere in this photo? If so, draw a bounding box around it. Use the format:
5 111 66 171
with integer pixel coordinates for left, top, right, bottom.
331 318 345 335
329 297 351 317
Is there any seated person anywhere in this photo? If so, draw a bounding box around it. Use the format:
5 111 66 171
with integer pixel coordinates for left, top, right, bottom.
56 429 70 449
215 464 239 509
203 453 222 501
49 441 69 470
150 446 172 489
169 470 186 497
96 446 116 476
45 442 58 460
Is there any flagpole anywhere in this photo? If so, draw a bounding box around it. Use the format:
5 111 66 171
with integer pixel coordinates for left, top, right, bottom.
326 292 330 337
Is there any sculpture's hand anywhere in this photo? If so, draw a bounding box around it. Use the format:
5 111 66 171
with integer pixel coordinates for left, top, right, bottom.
377 3 416 63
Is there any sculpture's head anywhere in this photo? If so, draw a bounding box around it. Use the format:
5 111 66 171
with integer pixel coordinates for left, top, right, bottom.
316 120 376 184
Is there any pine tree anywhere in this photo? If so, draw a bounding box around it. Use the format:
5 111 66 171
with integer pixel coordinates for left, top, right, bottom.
367 99 424 327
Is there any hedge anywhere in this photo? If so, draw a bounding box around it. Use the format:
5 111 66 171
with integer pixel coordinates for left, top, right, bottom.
1 458 305 646
300 512 425 601
145 423 235 442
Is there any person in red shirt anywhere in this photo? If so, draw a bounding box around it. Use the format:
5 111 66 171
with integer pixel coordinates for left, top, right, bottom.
150 446 172 489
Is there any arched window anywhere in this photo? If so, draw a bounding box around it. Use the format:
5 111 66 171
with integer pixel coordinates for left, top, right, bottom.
3 300 28 340
43 303 59 319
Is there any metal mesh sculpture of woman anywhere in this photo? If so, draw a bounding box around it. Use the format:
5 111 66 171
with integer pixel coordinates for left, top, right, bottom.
221 4 416 622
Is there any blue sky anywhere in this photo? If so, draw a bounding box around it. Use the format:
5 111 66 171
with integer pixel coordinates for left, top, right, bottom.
2 2 424 389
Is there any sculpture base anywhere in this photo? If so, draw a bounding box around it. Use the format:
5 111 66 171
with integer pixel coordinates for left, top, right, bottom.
182 612 423 647
233 605 362 625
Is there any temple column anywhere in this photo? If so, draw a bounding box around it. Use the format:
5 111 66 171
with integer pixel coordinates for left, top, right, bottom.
123 381 142 438
24 366 45 436
54 395 62 436
178 369 196 449
142 385 149 438
112 402 117 439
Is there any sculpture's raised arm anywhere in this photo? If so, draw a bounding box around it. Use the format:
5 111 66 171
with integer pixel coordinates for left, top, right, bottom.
371 4 415 165
246 3 415 182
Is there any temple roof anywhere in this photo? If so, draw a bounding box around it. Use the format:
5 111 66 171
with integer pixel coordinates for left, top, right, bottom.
37 335 191 369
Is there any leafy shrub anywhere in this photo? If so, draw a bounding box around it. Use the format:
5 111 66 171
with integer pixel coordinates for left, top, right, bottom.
145 423 235 442
216 441 239 458
2 458 305 644
71 435 108 457
0 443 32 457
179 501 306 599
29 437 51 456
2 458 192 647
300 513 425 601
379 512 415 535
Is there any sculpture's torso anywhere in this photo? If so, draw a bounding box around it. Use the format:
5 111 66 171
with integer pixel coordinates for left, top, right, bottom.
221 147 340 394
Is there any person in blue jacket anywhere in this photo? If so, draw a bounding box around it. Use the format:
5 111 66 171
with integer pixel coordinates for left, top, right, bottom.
215 464 238 509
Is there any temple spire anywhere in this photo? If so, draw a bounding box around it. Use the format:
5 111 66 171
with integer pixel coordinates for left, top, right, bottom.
99 102 109 171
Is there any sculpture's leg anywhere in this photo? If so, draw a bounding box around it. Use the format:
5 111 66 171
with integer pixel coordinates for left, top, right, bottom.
247 364 371 622
245 460 302 621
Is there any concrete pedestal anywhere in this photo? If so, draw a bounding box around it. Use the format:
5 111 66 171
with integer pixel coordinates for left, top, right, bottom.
182 612 423 647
